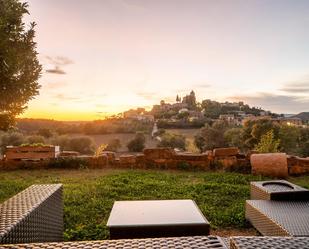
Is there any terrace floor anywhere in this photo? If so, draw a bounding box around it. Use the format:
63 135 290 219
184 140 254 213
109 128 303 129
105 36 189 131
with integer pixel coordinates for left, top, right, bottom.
1 168 308 241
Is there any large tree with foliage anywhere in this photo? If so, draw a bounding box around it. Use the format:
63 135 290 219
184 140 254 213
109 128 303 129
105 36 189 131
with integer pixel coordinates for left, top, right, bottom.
0 0 41 130
194 120 229 152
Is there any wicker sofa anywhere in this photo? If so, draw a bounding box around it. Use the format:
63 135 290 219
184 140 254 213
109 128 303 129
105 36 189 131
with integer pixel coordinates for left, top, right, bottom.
0 184 63 244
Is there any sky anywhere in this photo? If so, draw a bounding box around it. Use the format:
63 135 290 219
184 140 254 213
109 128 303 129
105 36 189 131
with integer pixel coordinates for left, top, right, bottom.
21 0 309 121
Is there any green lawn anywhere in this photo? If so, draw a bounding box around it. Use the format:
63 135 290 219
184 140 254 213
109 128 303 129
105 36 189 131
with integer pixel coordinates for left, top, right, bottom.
0 169 308 241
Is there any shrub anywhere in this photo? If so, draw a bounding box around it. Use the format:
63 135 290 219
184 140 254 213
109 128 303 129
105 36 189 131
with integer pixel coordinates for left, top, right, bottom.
48 157 89 169
37 128 53 138
176 161 191 170
51 135 95 155
95 144 108 157
127 132 145 152
254 130 280 153
0 132 25 153
105 139 121 152
26 135 45 144
68 136 95 155
157 133 186 150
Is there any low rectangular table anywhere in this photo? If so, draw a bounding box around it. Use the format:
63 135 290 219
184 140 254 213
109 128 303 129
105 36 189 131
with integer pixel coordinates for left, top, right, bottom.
107 200 210 239
250 180 309 201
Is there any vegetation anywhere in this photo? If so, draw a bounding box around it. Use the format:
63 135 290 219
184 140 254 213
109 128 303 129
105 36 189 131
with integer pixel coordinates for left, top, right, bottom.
0 131 25 153
127 132 146 152
1 169 308 240
254 130 280 153
0 0 41 130
157 132 186 150
16 118 153 135
105 138 121 152
0 132 95 155
95 144 108 157
194 120 229 152
194 118 309 157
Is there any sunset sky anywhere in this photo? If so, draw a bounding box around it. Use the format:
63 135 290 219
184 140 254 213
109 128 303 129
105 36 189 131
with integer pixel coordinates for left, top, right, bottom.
22 0 309 121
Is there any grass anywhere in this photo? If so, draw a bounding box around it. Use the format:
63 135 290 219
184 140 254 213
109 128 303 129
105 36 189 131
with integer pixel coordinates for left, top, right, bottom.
1 168 308 241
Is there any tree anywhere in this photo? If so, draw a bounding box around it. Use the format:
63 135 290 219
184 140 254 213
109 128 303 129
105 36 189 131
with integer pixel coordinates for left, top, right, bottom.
278 125 301 155
254 130 280 153
127 132 146 152
105 138 121 152
26 135 45 144
0 131 25 153
242 119 279 149
157 133 186 150
0 0 42 130
194 122 227 152
224 128 243 148
37 128 53 138
68 136 95 154
201 100 222 118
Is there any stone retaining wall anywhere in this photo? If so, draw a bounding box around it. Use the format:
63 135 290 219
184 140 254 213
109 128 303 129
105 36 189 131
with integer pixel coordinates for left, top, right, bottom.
0 147 308 177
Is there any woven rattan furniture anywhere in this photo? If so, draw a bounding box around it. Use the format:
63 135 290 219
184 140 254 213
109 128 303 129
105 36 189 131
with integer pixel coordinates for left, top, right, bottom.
246 200 309 236
230 236 309 249
0 184 63 244
107 200 210 239
0 236 227 248
250 180 309 201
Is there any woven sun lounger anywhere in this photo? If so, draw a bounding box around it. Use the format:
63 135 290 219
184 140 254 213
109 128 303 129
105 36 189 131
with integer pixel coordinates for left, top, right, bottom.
0 236 228 248
250 180 309 201
230 236 309 249
246 200 309 236
0 184 63 244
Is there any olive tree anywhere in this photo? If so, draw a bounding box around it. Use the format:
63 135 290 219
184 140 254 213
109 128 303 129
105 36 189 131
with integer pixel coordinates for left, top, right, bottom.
0 0 41 130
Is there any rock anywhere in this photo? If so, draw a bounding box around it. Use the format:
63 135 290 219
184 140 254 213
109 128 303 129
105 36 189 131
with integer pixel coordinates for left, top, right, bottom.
143 148 175 160
251 153 288 178
99 151 116 164
289 156 309 175
213 147 239 157
216 156 238 170
119 155 136 168
173 153 208 161
135 154 145 168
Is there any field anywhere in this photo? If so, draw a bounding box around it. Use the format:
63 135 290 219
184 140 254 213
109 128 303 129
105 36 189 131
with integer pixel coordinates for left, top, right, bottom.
72 133 157 152
1 168 309 241
72 128 200 152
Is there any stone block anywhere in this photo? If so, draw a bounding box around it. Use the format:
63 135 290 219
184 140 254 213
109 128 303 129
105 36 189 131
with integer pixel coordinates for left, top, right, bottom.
289 156 309 175
173 153 208 161
119 155 136 168
100 151 116 164
143 148 175 160
251 153 288 178
213 147 239 157
216 156 238 170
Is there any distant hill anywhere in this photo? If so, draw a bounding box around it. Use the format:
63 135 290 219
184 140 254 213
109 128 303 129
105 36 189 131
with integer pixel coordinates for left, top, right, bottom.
291 112 309 122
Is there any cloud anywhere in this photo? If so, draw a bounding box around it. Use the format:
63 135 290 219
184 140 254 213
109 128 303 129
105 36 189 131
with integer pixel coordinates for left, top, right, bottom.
231 93 309 113
46 66 66 75
44 56 74 66
44 56 74 75
280 81 309 93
